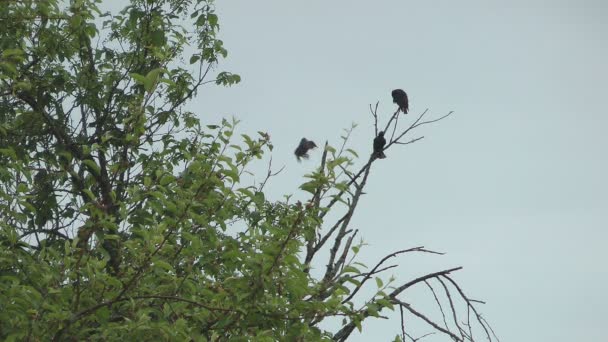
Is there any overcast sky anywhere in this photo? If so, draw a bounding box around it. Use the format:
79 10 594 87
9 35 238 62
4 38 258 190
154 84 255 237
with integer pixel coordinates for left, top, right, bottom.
106 0 608 340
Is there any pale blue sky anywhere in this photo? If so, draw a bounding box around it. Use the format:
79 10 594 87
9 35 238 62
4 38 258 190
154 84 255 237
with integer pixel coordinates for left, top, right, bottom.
106 0 608 340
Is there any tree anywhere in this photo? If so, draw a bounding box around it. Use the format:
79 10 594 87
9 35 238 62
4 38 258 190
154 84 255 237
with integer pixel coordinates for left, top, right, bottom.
0 0 497 340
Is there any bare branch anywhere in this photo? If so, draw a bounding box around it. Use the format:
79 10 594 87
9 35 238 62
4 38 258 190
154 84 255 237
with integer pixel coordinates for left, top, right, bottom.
437 277 467 341
352 264 397 279
394 136 424 145
400 304 407 342
424 280 449 332
343 246 444 304
390 267 463 298
370 101 379 137
386 110 454 150
442 275 495 342
395 299 462 342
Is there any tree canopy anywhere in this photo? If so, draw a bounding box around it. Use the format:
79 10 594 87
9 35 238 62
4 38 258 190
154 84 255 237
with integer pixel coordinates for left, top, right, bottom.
0 0 496 340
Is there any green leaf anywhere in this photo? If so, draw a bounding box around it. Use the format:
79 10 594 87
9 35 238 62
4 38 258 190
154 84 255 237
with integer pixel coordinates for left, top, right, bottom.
216 72 241 86
19 200 36 213
153 260 173 271
160 174 175 186
342 265 360 274
367 303 379 317
13 81 32 91
355 319 362 332
159 78 176 87
85 23 97 38
82 159 100 176
143 68 164 93
0 62 17 75
219 168 239 182
58 151 73 162
376 298 394 311
237 188 254 198
375 277 383 288
0 147 17 160
150 30 166 46
299 181 318 194
83 189 96 201
208 13 218 28
16 183 28 193
346 148 359 158
165 201 177 215
2 48 25 59
327 157 350 169
130 72 146 86
190 55 200 64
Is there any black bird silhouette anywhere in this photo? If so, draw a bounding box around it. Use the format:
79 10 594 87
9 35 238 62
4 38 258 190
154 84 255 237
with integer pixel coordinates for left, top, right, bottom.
391 89 409 114
373 131 387 159
294 138 318 161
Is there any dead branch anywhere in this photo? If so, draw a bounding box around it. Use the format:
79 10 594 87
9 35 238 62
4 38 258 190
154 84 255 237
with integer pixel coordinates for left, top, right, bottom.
424 280 450 332
389 267 463 298
442 275 495 342
370 101 379 137
437 277 468 341
386 109 454 150
342 246 444 304
395 299 463 342
305 100 494 342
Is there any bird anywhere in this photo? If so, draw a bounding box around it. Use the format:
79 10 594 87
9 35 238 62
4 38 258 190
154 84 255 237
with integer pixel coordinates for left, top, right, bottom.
294 138 317 161
373 131 387 159
391 89 409 114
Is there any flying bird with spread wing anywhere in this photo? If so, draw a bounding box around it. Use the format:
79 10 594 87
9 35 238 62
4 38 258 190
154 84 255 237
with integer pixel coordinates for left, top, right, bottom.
391 89 409 114
294 138 318 161
373 131 387 159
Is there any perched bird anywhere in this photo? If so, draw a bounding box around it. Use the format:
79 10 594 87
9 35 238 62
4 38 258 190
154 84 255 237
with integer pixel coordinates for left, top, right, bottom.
391 89 409 114
294 138 317 161
373 131 387 159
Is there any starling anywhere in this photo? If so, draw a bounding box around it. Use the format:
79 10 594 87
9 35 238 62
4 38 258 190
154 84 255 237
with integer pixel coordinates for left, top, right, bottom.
373 131 387 159
391 89 409 114
294 138 317 161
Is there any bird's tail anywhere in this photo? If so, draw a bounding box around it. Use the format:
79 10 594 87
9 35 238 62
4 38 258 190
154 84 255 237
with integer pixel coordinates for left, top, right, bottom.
373 151 386 159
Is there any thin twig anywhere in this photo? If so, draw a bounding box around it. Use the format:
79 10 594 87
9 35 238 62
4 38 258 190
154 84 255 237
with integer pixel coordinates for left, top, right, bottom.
370 102 379 137
390 267 463 298
437 277 467 341
442 275 494 342
400 304 407 342
424 280 449 331
343 246 444 304
395 299 462 342
258 156 285 192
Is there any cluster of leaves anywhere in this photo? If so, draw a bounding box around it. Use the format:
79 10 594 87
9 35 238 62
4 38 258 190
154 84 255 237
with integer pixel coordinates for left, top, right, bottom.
0 0 496 341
